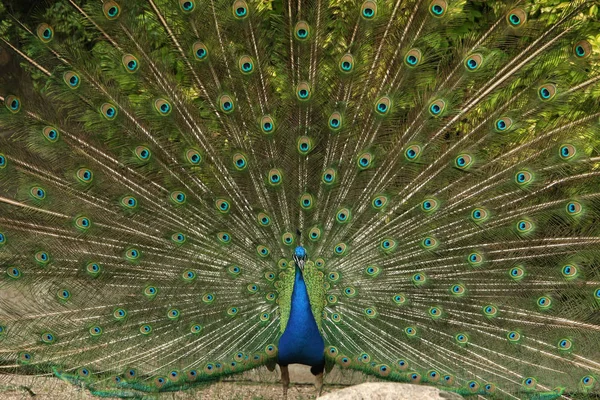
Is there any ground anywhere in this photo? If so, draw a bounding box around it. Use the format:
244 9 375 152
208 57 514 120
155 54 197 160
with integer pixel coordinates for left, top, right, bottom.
1 364 383 399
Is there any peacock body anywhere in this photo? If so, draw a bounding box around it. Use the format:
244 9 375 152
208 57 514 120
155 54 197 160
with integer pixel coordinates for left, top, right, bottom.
1 0 600 398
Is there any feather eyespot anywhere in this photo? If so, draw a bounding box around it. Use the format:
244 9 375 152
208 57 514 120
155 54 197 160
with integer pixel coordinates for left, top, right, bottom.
30 186 46 200
471 208 488 222
63 72 81 89
522 377 537 388
412 272 427 285
580 375 596 389
219 95 235 113
5 95 21 113
429 0 447 17
125 248 140 260
421 236 438 249
233 1 249 19
86 262 101 277
455 333 469 344
89 326 103 336
217 232 231 243
421 198 439 212
300 193 314 209
215 199 230 213
154 99 172 115
167 308 180 320
6 267 21 279
322 168 336 185
495 117 513 132
75 216 91 230
282 232 294 245
516 219 533 233
561 264 578 279
405 144 421 160
468 252 483 265
538 83 556 101
103 2 121 19
574 40 592 58
507 9 527 27
239 55 254 74
179 0 195 12
35 251 50 265
76 168 93 183
566 201 582 215
375 96 391 115
509 266 525 280
464 54 483 71
257 212 271 226
483 305 498 318
143 286 158 299
559 144 576 160
515 170 533 185
186 149 202 165
140 324 152 335
122 54 139 72
256 245 270 257
296 82 311 101
298 136 313 154
135 146 151 161
193 42 208 60
228 153 247 172
268 168 282 186
361 1 377 19
357 152 373 169
43 126 59 142
372 195 388 210
334 243 347 255
393 294 406 305
429 99 445 116
202 293 215 303
308 226 321 242
507 330 521 342
181 269 197 282
455 153 473 169
328 112 343 130
170 191 186 204
450 284 466 296
537 296 551 309
405 48 422 67
101 103 118 120
339 54 354 73
405 326 418 337
428 307 442 319
261 115 275 133
336 208 351 223
57 289 71 301
37 23 54 42
294 21 310 40
381 239 397 252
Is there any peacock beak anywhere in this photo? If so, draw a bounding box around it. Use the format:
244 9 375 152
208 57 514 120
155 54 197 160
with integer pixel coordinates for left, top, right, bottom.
293 254 306 271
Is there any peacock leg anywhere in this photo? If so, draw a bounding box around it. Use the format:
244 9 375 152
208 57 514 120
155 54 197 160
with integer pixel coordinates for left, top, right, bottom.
310 364 325 397
314 371 324 397
280 364 290 399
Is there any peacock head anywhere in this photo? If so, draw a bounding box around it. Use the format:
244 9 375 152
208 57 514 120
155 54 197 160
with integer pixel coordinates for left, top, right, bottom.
293 246 307 270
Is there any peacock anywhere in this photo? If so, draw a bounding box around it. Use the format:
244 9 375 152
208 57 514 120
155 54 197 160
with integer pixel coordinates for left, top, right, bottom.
1 0 600 398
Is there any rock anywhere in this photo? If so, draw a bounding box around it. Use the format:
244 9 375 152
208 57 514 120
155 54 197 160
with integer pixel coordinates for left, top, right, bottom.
318 382 464 400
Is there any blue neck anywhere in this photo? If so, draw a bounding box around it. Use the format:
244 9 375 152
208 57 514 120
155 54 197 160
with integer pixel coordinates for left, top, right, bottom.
277 267 324 367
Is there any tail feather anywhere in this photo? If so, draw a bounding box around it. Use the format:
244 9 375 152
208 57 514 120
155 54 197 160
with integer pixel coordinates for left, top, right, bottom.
1 0 600 397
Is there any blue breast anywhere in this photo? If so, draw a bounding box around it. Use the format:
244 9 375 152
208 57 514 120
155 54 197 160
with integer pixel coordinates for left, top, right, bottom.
277 266 325 367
